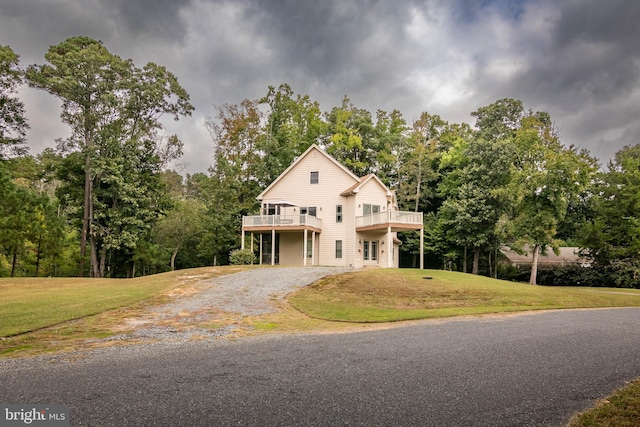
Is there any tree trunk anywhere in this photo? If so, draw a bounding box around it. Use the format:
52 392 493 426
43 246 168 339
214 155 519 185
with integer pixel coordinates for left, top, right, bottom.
171 247 179 271
415 158 422 213
529 244 540 285
99 246 107 278
488 249 492 279
35 234 42 277
472 248 480 275
90 236 100 278
463 245 468 273
10 245 18 277
79 150 92 277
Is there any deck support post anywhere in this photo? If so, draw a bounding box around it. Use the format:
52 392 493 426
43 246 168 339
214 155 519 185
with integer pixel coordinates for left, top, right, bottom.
420 227 424 270
271 229 276 266
303 229 308 266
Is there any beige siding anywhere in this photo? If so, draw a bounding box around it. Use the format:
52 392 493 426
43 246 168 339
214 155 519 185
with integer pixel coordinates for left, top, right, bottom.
260 147 357 267
250 145 409 269
278 232 303 266
352 178 394 267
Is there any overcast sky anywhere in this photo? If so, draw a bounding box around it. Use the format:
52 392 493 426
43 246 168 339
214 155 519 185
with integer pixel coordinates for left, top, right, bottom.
2 0 639 174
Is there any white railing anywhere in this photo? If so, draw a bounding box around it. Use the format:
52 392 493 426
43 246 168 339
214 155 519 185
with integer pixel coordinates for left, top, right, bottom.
356 210 423 228
243 214 323 229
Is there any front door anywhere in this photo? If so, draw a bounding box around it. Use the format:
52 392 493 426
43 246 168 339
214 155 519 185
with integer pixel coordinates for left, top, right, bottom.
261 233 280 264
363 240 379 266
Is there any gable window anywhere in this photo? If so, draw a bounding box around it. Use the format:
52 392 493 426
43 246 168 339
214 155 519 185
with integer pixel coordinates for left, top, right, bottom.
336 205 343 223
335 240 343 259
310 171 319 184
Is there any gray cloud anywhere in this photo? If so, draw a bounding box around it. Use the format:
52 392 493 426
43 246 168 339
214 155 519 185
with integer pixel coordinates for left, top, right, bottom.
1 0 639 173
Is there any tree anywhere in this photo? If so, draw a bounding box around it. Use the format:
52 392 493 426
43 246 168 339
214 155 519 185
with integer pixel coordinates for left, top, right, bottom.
397 112 446 213
202 100 264 265
155 198 205 270
257 84 326 186
324 97 375 177
0 45 29 159
580 145 640 273
27 36 193 277
508 114 596 284
471 98 524 142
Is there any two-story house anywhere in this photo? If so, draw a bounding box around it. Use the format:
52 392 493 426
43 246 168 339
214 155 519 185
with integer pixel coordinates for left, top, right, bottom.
241 144 424 268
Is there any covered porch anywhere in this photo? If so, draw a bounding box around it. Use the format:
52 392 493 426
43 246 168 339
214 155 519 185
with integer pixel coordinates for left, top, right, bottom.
356 210 424 269
241 215 322 266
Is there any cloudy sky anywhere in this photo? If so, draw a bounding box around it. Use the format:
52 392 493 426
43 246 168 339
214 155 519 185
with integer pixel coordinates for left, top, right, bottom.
1 0 639 173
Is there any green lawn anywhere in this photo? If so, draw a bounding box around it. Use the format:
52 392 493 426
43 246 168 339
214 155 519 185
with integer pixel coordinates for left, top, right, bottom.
2 266 640 425
289 268 640 322
0 266 238 337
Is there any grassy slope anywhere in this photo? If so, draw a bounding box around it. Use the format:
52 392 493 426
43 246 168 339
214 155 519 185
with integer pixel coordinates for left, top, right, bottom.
289 269 640 322
2 267 640 424
0 266 239 337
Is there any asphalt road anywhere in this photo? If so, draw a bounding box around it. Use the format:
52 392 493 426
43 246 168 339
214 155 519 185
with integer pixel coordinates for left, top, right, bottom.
2 308 640 426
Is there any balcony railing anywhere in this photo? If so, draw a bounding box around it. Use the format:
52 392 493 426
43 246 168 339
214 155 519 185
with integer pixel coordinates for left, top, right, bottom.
242 214 323 229
356 210 423 228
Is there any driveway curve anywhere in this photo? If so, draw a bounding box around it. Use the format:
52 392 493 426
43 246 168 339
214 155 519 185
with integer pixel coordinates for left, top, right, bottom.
115 266 355 341
2 308 640 426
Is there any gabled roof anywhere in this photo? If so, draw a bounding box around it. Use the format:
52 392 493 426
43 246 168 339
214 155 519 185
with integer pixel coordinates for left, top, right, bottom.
340 173 393 197
501 247 586 266
257 144 360 200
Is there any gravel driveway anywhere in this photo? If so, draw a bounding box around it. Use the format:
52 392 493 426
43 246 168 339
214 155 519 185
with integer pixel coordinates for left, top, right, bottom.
116 266 354 342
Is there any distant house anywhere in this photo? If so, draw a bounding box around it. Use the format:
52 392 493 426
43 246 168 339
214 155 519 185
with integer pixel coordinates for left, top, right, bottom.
501 247 588 267
241 144 424 268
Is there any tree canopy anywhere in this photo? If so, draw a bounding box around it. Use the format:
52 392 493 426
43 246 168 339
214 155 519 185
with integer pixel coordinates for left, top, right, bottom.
3 37 640 287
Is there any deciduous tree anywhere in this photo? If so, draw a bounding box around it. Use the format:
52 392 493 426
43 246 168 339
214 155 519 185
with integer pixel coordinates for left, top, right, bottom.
27 36 193 277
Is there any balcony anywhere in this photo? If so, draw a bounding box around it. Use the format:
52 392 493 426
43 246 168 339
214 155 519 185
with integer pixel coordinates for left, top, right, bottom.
242 214 323 232
356 210 423 231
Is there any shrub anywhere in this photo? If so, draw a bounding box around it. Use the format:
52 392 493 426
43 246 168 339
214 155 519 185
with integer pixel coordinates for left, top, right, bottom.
229 248 256 265
499 262 640 289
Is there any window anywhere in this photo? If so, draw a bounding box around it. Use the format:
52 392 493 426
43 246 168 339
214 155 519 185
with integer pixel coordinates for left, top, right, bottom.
307 236 313 258
300 207 317 217
363 204 380 215
310 171 319 184
335 240 343 259
364 240 378 261
336 205 343 223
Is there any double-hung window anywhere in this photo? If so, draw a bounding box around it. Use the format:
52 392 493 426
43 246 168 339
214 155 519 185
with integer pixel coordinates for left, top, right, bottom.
310 171 319 184
336 205 343 223
335 240 343 259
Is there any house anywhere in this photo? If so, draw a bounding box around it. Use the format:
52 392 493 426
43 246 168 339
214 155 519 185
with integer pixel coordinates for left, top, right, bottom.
241 144 424 268
501 247 588 267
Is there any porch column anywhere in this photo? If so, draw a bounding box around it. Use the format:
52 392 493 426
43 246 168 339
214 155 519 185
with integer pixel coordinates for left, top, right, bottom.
271 229 276 266
312 231 316 266
303 229 308 266
241 229 245 250
259 234 263 265
420 227 424 270
250 233 254 253
387 226 392 268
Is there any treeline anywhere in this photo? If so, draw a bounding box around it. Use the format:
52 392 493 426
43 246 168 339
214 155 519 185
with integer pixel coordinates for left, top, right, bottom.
1 37 639 287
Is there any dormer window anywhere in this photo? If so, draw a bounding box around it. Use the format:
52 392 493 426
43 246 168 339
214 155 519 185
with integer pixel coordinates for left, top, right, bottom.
310 171 319 184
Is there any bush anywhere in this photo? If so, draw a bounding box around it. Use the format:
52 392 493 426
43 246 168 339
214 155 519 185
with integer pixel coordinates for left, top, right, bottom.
498 262 640 289
229 248 256 265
